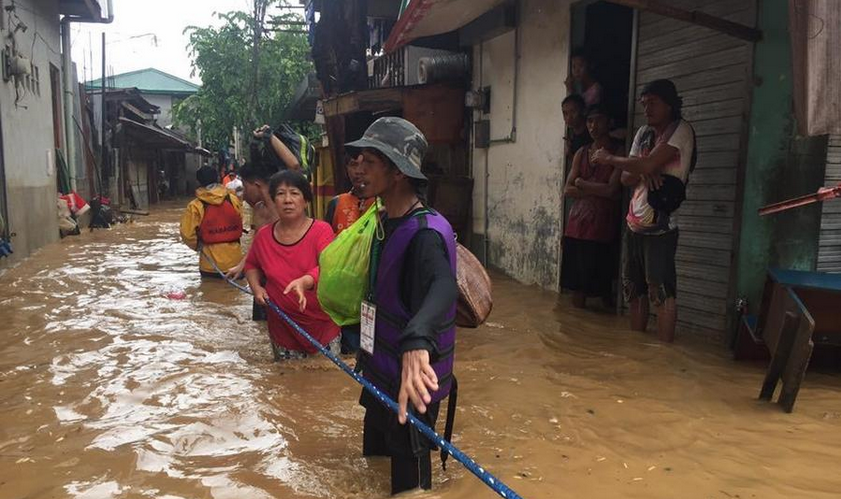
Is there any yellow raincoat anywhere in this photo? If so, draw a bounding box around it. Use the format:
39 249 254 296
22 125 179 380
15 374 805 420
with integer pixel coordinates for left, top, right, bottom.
180 184 243 275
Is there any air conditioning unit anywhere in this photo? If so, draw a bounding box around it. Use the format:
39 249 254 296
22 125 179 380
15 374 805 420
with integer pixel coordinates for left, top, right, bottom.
371 45 458 88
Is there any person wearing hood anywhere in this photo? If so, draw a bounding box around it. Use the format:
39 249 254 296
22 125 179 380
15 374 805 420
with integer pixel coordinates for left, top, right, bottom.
180 165 244 277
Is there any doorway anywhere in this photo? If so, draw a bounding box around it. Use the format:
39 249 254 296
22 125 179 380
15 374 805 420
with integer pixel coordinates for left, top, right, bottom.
560 0 634 310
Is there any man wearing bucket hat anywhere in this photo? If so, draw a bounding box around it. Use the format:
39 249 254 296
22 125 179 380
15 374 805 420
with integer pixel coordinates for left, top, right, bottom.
346 117 459 494
592 79 696 343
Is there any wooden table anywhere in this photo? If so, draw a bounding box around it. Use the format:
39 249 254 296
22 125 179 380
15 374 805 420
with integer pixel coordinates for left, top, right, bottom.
753 269 841 412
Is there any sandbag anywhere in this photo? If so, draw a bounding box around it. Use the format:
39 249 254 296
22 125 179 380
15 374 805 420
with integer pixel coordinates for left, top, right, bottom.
455 243 492 328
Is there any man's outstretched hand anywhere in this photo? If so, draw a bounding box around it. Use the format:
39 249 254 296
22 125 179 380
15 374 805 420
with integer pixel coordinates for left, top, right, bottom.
397 349 439 424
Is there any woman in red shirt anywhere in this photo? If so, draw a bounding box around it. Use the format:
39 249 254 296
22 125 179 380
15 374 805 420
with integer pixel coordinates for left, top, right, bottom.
244 170 340 360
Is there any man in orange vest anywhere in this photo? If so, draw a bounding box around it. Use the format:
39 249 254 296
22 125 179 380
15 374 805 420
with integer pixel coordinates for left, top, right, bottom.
180 166 244 277
323 152 376 354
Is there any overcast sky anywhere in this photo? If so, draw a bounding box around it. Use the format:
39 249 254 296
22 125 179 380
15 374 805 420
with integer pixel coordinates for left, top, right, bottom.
71 0 287 85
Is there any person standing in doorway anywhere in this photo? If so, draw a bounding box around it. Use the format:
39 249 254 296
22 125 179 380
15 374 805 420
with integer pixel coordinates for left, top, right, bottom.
562 105 622 309
346 117 459 495
562 94 592 165
565 48 603 107
324 152 377 354
592 79 696 342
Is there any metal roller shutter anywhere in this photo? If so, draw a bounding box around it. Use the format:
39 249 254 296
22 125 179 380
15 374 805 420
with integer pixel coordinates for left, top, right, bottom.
632 0 756 338
817 135 841 273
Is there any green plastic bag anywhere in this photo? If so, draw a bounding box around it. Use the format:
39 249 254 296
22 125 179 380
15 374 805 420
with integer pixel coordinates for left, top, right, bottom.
317 200 380 326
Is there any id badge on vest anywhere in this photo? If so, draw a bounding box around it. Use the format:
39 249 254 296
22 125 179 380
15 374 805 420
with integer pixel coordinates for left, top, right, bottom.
360 300 376 355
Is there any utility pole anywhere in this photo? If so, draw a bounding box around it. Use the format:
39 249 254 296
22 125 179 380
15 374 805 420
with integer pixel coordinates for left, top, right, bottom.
250 0 270 121
100 32 107 196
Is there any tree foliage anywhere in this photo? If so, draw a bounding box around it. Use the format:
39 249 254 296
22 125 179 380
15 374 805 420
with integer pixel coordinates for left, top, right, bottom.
174 2 313 150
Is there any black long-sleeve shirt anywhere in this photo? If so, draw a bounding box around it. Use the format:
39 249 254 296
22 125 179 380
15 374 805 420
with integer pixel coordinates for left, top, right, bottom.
378 208 458 357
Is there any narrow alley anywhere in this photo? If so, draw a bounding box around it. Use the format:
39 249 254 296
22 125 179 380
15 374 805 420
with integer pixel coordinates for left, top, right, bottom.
1 205 840 499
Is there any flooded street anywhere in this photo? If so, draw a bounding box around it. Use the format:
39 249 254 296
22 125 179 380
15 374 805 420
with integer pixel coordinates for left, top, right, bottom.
1 203 841 499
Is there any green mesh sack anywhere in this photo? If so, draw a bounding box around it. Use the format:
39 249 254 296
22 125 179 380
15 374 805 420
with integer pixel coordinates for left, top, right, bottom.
317 201 380 326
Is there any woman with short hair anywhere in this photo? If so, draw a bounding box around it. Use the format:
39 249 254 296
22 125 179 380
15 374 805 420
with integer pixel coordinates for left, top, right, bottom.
244 170 340 360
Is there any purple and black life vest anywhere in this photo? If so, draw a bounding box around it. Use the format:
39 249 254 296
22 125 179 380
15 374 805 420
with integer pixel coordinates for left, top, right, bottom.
360 210 457 404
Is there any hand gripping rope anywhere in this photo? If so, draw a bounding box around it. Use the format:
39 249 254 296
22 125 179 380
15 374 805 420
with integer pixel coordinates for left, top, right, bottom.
199 250 527 499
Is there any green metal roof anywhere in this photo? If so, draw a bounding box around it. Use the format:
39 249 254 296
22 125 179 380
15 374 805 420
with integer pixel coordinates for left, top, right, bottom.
86 68 200 96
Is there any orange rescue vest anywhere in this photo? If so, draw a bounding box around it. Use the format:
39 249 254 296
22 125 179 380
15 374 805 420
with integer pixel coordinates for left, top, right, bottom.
199 196 243 244
331 193 375 234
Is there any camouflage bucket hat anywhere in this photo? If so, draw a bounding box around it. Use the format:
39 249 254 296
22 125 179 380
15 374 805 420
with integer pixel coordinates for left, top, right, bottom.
346 117 428 181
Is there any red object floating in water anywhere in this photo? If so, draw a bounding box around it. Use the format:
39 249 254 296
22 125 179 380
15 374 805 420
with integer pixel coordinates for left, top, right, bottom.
166 290 187 300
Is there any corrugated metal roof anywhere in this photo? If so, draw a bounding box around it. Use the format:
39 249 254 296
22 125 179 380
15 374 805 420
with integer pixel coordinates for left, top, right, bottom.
86 68 200 96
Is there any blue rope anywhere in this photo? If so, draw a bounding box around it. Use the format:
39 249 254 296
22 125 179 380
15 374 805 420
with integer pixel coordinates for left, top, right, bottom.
199 250 526 499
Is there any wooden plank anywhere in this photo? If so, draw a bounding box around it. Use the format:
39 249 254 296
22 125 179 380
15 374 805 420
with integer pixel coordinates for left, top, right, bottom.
637 34 746 70
691 116 744 137
639 2 755 36
678 214 734 233
687 151 740 170
634 97 744 124
639 16 750 55
676 244 732 266
689 167 737 185
639 0 751 25
695 133 741 153
677 311 727 338
817 230 841 244
679 200 735 217
676 260 731 283
686 183 737 201
637 46 750 83
637 61 748 94
680 275 730 298
323 87 403 117
681 81 749 108
684 99 745 122
677 291 728 315
678 229 734 249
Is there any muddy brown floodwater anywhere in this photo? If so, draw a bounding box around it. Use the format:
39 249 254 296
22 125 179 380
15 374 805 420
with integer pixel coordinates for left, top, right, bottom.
1 204 841 499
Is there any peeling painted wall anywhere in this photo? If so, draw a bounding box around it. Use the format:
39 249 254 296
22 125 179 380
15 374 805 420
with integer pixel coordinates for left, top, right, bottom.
471 0 570 289
0 0 63 269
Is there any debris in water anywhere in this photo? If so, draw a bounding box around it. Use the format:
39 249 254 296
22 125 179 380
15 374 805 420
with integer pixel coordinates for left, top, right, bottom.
617 399 624 404
623 462 628 469
596 456 606 462
587 409 595 415
549 417 559 424
166 289 187 300
648 466 656 471
632 477 643 481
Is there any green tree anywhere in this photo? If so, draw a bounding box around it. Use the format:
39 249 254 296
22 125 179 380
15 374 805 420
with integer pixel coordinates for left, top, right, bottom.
174 2 313 150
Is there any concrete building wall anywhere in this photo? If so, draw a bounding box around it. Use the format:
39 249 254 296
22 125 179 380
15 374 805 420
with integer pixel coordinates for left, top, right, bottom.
736 1 828 310
471 0 570 289
141 93 174 128
0 0 62 269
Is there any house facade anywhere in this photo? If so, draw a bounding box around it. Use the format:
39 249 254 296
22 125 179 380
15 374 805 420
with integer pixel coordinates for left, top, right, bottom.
86 68 200 128
369 0 839 342
0 0 110 267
